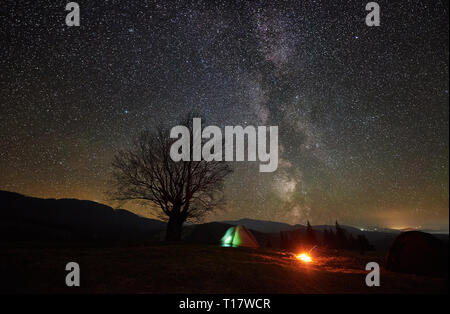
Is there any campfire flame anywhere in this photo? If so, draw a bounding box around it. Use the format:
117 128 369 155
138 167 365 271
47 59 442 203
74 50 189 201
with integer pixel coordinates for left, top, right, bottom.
296 253 312 263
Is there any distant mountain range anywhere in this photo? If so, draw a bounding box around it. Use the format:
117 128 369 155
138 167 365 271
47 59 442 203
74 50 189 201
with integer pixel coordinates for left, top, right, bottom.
1 190 447 250
221 218 304 233
221 218 403 234
0 190 165 241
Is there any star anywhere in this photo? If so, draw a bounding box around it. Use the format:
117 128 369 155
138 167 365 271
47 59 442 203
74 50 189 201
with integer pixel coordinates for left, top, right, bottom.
0 0 448 229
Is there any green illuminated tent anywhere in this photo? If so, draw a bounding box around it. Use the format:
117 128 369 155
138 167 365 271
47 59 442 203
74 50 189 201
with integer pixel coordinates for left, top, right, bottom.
221 225 259 248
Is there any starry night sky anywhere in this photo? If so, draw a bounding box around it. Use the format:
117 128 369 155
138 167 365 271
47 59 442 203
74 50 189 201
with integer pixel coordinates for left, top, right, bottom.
1 0 448 229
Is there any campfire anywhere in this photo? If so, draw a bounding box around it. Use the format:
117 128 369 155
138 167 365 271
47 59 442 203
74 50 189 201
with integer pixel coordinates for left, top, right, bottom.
295 253 313 263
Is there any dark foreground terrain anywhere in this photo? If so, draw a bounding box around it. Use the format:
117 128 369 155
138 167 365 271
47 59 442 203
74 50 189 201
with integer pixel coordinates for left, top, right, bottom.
1 242 447 294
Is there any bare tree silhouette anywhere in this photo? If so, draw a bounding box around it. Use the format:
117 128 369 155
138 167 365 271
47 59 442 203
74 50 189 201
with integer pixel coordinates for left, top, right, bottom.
109 121 232 241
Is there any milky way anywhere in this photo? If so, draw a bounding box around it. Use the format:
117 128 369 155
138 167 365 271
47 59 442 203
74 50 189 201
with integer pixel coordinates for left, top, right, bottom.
1 1 448 229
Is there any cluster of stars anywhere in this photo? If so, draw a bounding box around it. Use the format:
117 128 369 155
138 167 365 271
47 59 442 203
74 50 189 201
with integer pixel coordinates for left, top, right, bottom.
0 0 448 229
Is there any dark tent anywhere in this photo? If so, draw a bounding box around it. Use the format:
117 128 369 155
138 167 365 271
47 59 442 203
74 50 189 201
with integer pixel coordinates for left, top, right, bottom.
386 231 448 277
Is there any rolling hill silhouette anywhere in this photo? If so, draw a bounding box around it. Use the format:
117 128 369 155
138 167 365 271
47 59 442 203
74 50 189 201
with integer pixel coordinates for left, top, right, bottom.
1 190 447 251
0 190 165 241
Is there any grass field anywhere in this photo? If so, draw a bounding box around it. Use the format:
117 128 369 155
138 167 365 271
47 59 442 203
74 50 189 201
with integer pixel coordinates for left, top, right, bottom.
1 243 447 294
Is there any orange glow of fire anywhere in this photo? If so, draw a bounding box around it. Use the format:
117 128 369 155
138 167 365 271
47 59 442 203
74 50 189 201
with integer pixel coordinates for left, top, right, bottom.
296 253 312 263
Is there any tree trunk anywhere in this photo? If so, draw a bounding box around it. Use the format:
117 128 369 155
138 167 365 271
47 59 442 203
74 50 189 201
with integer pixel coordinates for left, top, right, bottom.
165 214 184 241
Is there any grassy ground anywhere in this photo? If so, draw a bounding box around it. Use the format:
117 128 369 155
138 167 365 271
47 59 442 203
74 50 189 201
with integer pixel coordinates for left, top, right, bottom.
1 243 447 293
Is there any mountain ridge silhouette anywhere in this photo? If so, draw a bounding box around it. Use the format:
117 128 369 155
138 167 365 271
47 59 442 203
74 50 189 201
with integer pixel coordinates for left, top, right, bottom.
0 190 165 241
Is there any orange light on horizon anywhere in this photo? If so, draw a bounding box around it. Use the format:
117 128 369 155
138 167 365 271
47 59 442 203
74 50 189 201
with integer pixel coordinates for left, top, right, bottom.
296 253 312 263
